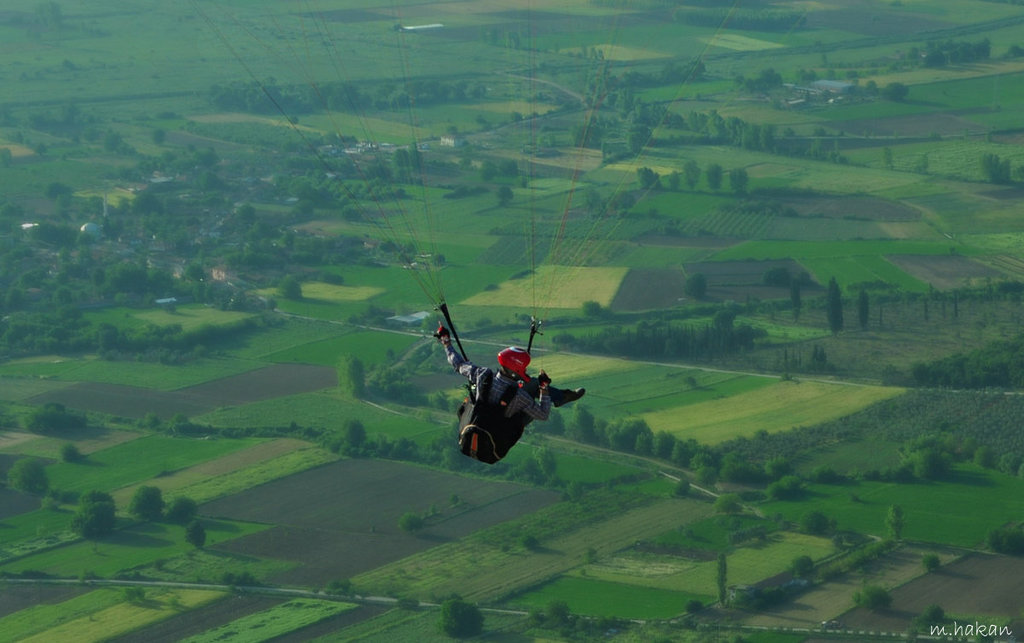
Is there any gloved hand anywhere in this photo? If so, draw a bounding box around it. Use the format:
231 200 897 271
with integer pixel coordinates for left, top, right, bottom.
537 370 551 388
433 323 451 345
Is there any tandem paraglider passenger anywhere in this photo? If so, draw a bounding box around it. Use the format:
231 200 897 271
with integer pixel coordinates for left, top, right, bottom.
434 323 584 464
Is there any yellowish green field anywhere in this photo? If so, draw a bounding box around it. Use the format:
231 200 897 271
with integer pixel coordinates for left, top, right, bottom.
111 438 318 505
460 265 628 309
172 445 338 504
860 59 1024 89
131 307 253 331
258 281 384 303
702 33 786 51
466 100 560 115
576 531 835 595
643 380 905 444
528 351 639 381
2 144 35 158
73 189 134 207
5 428 142 460
4 588 224 643
569 44 666 61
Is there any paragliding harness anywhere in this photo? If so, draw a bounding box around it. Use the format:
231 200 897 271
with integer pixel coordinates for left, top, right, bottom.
457 370 523 464
440 303 542 464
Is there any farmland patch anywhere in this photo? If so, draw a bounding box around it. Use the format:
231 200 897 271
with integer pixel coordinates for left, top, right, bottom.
840 552 1024 634
778 195 919 222
0 584 89 620
886 254 1004 289
835 112 989 137
202 459 559 586
0 488 40 520
461 266 628 309
643 380 904 445
731 545 942 630
27 363 337 420
107 595 285 643
111 438 317 506
610 268 688 311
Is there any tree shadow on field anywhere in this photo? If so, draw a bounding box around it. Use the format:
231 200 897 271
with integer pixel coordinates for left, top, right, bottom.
945 468 995 487
201 518 244 534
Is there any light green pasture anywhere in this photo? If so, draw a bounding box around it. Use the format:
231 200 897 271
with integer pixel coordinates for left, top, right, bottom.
0 356 263 391
461 265 629 309
195 389 443 442
0 589 121 642
512 575 702 619
17 589 224 643
643 380 904 445
46 435 264 495
763 463 1024 547
800 255 929 291
262 329 422 366
576 531 835 596
84 305 253 332
182 599 356 643
0 519 270 577
711 239 978 261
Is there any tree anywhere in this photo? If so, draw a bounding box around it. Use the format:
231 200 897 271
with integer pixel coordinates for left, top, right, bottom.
185 520 206 549
980 152 1012 184
857 289 869 329
398 511 424 533
344 419 366 451
342 355 366 398
636 166 660 189
438 597 483 638
914 604 945 629
72 491 116 538
790 280 802 320
496 185 513 207
7 458 49 494
800 509 831 535
881 82 908 101
277 275 302 300
129 485 165 522
826 276 843 334
854 584 892 610
674 478 690 497
922 553 940 572
791 554 814 579
60 442 83 463
728 167 749 194
714 493 742 514
685 272 707 299
683 159 700 189
716 552 728 604
165 497 198 525
706 163 723 190
886 504 905 540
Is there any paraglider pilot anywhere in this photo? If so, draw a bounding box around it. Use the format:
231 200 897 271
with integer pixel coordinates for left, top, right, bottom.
435 323 584 463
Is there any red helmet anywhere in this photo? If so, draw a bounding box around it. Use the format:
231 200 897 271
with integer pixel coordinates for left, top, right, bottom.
497 347 531 381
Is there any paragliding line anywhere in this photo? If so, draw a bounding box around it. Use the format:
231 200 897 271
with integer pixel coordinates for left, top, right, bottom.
437 302 468 361
526 317 543 355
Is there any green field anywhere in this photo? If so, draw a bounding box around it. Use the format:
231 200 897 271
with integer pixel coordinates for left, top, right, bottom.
513 575 704 619
0 588 223 643
182 598 356 643
642 380 905 444
0 519 272 577
46 435 265 495
763 463 1024 547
